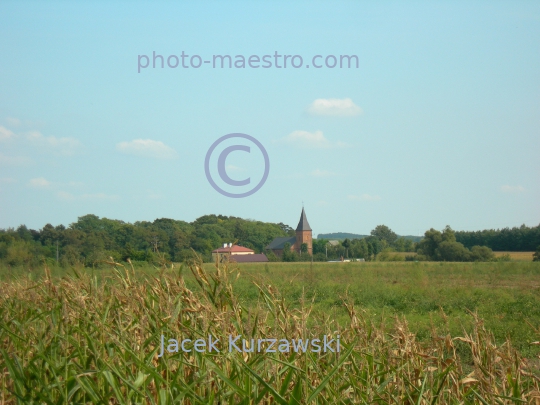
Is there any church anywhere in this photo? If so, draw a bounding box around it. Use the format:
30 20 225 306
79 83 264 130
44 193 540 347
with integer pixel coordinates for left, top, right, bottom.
266 207 313 256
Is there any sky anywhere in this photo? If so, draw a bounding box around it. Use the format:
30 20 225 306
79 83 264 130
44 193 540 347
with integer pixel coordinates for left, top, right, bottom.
0 1 539 237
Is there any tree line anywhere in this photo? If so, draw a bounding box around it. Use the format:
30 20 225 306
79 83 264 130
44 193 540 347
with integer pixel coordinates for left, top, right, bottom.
0 214 291 267
455 224 540 252
0 215 539 267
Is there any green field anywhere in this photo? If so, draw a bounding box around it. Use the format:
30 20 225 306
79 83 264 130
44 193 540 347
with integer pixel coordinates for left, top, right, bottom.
1 260 540 403
228 261 540 357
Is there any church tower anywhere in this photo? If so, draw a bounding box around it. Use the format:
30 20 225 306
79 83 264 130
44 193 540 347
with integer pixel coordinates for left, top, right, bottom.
294 207 312 254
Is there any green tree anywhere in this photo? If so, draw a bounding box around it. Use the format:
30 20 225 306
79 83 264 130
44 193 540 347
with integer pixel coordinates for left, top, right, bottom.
442 225 456 243
350 239 368 259
470 245 495 262
436 241 470 262
370 225 398 246
312 238 327 255
533 246 540 262
341 238 351 258
265 250 279 262
282 242 297 262
416 228 443 260
278 222 295 236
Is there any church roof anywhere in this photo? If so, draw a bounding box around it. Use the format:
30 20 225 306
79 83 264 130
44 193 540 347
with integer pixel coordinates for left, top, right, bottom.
265 236 296 250
296 207 312 231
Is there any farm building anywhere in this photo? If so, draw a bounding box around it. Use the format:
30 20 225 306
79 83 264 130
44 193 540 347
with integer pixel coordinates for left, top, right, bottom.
211 243 268 263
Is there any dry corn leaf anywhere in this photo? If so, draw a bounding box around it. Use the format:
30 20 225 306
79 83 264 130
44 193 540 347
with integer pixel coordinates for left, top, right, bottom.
460 377 478 385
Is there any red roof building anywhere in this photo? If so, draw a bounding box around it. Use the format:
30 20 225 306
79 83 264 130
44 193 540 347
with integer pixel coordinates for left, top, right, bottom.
212 245 254 254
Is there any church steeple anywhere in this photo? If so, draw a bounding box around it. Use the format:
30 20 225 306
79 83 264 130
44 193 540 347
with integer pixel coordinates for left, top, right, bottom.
294 207 313 254
296 207 312 231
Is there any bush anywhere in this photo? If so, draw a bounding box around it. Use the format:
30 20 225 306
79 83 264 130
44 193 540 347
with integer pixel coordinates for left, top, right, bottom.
265 250 279 262
534 246 540 262
436 241 470 262
470 245 495 262
377 249 405 262
313 252 327 262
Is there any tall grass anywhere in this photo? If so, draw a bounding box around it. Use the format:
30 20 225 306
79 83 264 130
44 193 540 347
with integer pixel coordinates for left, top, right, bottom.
1 259 540 403
230 261 540 359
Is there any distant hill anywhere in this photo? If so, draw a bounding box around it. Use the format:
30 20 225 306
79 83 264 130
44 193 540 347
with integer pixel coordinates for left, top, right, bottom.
317 233 422 242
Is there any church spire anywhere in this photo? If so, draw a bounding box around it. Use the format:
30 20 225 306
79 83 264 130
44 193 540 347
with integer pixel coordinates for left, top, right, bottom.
296 207 312 231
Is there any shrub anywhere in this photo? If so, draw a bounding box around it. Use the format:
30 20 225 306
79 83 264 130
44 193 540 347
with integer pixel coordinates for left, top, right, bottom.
265 250 279 262
469 245 495 262
534 246 540 262
436 241 470 262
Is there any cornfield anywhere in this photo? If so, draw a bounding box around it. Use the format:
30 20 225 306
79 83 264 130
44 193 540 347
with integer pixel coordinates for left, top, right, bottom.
1 259 539 404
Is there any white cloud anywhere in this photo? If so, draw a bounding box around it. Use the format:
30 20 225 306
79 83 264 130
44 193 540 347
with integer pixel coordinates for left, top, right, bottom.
282 130 346 149
57 191 119 201
0 124 80 156
57 191 76 201
0 126 15 141
0 153 32 166
500 185 525 193
0 177 17 183
317 200 329 206
116 139 177 159
5 117 21 127
308 98 363 116
348 194 381 202
26 131 80 156
311 169 336 177
80 193 119 201
29 177 51 188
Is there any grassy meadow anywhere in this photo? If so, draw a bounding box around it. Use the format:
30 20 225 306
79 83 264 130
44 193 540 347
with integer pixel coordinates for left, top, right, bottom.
493 252 536 261
1 260 540 403
230 262 540 357
381 251 536 261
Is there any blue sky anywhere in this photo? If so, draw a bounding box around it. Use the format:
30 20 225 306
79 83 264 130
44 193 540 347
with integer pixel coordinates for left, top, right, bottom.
1 1 539 236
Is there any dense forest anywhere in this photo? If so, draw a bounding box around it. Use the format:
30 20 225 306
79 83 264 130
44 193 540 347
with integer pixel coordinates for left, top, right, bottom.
0 215 539 267
455 225 540 252
0 214 292 267
317 232 422 242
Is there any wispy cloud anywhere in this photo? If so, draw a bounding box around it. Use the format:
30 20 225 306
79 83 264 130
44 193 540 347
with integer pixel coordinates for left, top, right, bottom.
26 131 80 156
0 126 15 141
281 130 346 149
308 98 362 117
0 122 81 157
4 117 43 128
25 177 114 201
348 194 381 202
57 191 119 202
116 139 177 159
0 153 32 166
5 117 21 127
28 177 51 188
500 185 525 193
